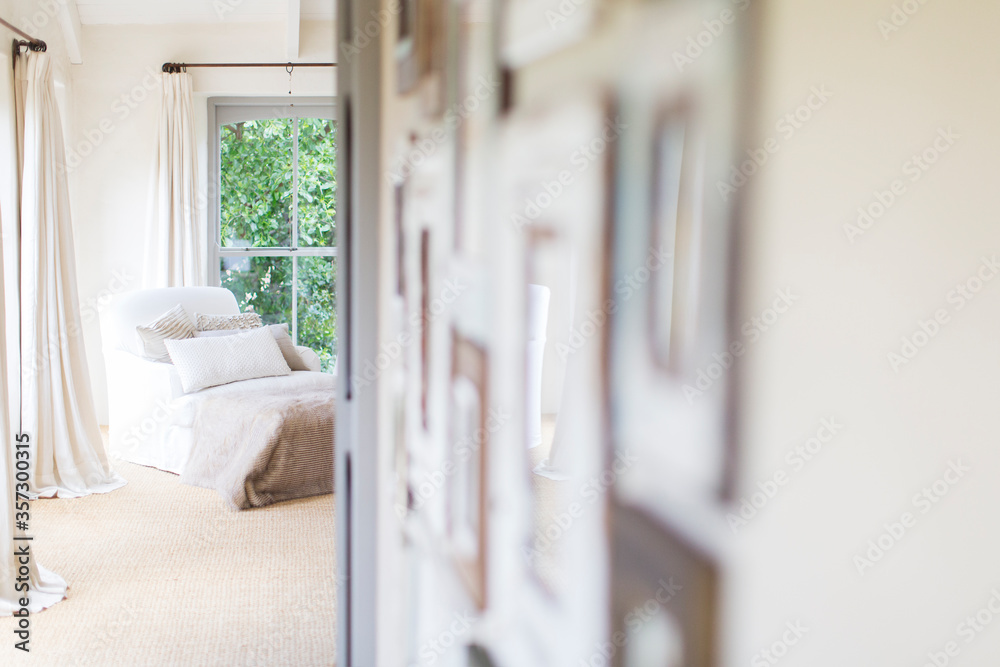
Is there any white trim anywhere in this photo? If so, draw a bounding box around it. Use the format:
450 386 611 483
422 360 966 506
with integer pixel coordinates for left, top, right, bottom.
218 247 337 257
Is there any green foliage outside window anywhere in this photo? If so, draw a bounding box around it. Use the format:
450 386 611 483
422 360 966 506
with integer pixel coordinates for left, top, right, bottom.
218 117 337 372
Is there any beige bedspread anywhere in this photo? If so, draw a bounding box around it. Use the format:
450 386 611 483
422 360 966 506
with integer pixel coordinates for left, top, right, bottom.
180 386 335 509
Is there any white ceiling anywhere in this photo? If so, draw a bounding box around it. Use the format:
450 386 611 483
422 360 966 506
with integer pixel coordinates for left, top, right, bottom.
75 0 335 25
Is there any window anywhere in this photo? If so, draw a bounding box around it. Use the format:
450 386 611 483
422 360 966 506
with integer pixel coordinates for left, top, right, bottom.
210 99 337 372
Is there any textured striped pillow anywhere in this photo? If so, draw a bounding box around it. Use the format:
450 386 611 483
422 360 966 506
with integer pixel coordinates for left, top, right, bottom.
195 311 264 331
135 304 195 363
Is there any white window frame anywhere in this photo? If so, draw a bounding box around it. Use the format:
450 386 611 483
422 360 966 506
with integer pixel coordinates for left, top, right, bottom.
208 97 337 344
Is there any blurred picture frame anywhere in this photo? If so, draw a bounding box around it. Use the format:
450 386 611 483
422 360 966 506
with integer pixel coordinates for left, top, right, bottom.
523 225 566 596
449 0 503 255
448 329 490 608
395 181 408 299
499 0 596 68
498 93 613 609
648 98 701 377
420 0 450 116
420 229 432 431
396 0 421 93
451 1 470 251
605 7 743 507
398 0 450 105
610 502 719 667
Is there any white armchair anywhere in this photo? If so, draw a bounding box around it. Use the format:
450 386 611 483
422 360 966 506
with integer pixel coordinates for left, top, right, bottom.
100 287 325 473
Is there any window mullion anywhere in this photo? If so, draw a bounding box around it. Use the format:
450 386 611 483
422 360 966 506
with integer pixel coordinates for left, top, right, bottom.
292 117 299 250
292 118 300 344
292 255 298 344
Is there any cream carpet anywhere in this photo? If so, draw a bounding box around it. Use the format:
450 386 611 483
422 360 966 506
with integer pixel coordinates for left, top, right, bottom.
0 439 337 666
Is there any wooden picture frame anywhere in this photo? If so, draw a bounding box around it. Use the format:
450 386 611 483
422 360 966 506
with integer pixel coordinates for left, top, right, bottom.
449 330 489 608
397 0 449 101
420 0 449 117
450 0 476 253
395 182 407 298
420 229 431 432
609 502 719 667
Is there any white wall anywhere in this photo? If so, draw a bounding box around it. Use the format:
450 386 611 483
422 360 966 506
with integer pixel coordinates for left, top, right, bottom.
65 20 335 422
729 0 1000 664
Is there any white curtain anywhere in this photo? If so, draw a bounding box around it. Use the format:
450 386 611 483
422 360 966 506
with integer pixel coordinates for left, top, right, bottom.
15 51 125 498
0 210 67 616
143 72 205 288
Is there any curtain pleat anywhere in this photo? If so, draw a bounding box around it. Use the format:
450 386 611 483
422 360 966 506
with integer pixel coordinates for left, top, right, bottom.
143 72 205 288
15 51 125 498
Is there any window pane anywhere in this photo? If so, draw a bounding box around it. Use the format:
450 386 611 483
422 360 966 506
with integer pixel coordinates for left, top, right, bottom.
220 256 293 326
297 256 337 373
297 118 337 248
220 119 294 248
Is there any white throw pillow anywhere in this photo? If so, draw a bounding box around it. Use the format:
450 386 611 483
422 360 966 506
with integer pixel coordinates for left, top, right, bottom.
193 324 310 371
135 304 195 363
194 311 263 331
164 327 292 393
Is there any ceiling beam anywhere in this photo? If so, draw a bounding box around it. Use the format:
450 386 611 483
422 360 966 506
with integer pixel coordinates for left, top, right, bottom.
287 0 301 60
55 0 84 64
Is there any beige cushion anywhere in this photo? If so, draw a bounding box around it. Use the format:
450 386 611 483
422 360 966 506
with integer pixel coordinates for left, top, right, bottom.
194 311 263 331
164 327 292 393
194 324 310 371
135 304 195 363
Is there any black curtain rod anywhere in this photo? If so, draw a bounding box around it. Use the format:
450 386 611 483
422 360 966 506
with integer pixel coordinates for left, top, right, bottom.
1 17 46 52
163 62 336 73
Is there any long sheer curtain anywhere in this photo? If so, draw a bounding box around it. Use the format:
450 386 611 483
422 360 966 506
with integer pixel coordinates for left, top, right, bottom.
1 51 68 614
15 50 125 498
0 204 66 614
143 71 205 288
